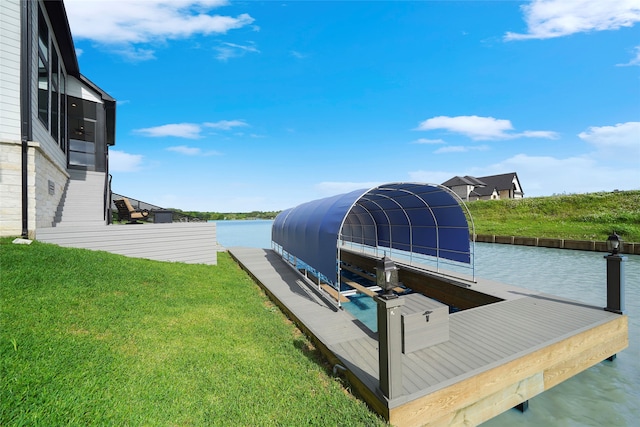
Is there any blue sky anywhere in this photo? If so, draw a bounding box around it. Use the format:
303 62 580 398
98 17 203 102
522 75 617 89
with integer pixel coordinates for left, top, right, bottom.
65 0 640 212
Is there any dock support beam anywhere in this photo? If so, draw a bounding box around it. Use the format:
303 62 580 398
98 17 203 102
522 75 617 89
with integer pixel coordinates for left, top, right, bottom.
375 295 404 400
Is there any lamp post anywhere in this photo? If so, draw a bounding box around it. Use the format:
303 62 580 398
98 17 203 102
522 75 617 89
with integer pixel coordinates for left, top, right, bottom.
604 232 626 314
374 256 404 400
376 256 399 299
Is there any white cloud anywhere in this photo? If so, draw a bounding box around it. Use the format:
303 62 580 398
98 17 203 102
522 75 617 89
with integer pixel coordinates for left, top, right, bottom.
434 146 467 153
204 119 249 130
412 138 445 144
617 46 640 66
214 41 260 61
111 46 156 62
135 120 250 138
109 150 144 172
167 145 202 155
578 121 640 150
578 121 640 148
409 153 639 197
519 130 560 139
135 123 202 139
434 145 490 154
479 154 639 195
166 145 222 156
415 115 558 141
505 0 640 40
65 1 254 58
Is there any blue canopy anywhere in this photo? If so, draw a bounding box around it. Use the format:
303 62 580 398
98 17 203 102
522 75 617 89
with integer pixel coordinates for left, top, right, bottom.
272 183 471 285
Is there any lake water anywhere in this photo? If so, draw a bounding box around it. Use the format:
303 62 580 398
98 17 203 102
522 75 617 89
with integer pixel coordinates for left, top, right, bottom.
215 220 639 426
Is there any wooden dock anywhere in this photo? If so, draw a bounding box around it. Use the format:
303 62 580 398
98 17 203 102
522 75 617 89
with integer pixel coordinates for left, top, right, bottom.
36 222 222 264
228 247 628 427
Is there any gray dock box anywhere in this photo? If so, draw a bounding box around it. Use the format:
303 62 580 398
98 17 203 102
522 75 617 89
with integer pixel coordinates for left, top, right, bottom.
401 293 449 353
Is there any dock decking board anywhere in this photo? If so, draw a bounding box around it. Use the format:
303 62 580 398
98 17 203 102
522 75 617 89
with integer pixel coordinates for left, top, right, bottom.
228 247 628 426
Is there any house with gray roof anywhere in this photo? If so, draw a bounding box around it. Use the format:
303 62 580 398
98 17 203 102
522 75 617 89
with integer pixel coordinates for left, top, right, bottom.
442 172 524 201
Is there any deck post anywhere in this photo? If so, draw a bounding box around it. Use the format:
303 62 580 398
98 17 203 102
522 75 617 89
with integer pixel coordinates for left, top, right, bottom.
604 254 626 314
375 295 404 400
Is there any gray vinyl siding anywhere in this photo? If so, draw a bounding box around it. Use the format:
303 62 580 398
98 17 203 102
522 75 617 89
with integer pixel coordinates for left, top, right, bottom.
0 0 21 142
37 223 221 265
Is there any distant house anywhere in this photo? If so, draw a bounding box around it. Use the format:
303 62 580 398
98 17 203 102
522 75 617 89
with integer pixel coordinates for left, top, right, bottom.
0 0 116 237
442 173 524 201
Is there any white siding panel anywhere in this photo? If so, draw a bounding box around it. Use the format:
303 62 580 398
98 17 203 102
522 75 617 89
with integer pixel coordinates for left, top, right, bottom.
0 0 22 142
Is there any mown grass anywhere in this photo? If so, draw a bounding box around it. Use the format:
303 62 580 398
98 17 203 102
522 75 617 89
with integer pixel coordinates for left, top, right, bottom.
466 190 640 242
0 239 386 426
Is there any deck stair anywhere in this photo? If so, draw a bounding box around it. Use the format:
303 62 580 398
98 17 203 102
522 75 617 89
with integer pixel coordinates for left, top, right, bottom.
36 222 221 265
52 169 107 227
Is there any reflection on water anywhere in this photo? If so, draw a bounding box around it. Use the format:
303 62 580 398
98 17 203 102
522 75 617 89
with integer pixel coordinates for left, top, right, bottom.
216 220 639 426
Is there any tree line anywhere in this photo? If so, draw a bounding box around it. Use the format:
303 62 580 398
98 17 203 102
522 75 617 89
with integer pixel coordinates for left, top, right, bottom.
169 209 281 221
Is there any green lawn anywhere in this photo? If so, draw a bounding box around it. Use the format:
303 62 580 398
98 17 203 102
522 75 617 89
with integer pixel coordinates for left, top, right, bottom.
466 190 640 242
0 239 386 426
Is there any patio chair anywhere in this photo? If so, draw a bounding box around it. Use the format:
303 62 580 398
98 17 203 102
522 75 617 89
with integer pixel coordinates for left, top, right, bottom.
114 198 149 223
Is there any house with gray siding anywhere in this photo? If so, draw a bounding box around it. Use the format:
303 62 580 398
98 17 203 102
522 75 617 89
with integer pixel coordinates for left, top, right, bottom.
0 0 115 238
442 172 524 201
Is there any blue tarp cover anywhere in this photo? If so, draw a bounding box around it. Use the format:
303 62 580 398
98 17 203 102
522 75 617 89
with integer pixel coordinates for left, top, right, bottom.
271 183 470 284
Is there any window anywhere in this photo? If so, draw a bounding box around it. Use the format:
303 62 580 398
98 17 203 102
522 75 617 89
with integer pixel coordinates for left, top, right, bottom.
38 57 49 126
51 49 59 142
60 73 66 151
37 6 49 127
37 4 67 152
68 96 97 168
38 6 48 59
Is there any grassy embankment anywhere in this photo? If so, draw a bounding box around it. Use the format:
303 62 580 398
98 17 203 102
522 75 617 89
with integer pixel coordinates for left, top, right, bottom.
0 240 386 426
466 190 640 243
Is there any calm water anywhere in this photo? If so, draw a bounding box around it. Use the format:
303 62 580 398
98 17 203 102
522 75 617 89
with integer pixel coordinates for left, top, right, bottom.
215 220 639 426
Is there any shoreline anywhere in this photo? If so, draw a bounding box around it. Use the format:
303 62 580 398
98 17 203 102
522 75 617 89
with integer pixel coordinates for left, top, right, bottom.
474 234 640 255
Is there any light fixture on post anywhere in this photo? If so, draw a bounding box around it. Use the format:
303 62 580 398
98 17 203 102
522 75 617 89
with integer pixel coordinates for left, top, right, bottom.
376 256 399 299
606 232 622 255
604 232 626 315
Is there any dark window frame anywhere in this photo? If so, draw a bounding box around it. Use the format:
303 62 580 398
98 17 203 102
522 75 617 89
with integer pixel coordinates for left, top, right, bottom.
37 6 49 128
37 4 68 153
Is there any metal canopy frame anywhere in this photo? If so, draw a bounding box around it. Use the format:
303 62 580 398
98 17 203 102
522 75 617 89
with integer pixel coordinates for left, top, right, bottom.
271 183 475 300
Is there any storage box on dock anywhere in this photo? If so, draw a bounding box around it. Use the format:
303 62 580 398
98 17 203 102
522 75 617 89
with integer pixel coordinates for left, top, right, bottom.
401 293 449 353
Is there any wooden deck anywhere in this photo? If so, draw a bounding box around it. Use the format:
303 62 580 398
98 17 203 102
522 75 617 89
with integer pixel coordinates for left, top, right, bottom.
228 247 628 427
36 222 222 264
